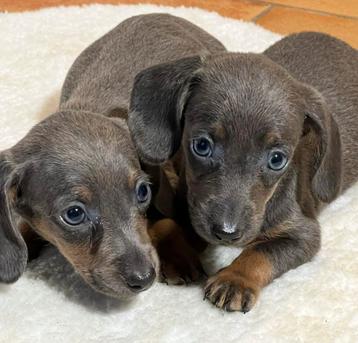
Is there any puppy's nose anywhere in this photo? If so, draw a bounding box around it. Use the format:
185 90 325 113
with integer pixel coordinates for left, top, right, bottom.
211 222 241 242
125 267 156 293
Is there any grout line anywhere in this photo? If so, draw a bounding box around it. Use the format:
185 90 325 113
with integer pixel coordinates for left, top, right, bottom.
251 3 273 22
254 0 358 21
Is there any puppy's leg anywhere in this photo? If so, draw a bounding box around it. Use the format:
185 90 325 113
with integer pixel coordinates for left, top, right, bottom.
149 218 206 285
204 216 321 312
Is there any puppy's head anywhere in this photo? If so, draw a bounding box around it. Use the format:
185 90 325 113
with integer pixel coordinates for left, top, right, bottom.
0 110 158 298
129 53 341 246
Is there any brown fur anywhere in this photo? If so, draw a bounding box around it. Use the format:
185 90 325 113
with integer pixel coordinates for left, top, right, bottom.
71 185 93 204
149 219 205 284
212 122 226 140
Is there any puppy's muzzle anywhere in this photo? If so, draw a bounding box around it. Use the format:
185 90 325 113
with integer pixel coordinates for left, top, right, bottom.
211 222 242 243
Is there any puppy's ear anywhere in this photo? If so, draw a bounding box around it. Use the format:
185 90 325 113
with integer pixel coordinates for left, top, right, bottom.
0 155 28 283
129 56 202 164
301 85 342 202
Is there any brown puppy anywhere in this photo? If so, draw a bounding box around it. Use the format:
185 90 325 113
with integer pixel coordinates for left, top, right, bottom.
128 32 358 311
0 14 225 297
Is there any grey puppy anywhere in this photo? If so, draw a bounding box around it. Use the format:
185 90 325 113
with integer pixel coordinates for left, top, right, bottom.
129 32 358 311
0 14 225 298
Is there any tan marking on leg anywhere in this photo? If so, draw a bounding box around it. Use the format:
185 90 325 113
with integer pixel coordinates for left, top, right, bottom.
231 249 273 288
204 249 273 312
149 218 182 247
149 219 205 284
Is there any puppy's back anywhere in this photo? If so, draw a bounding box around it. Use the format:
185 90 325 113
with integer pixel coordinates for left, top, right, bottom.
60 13 226 116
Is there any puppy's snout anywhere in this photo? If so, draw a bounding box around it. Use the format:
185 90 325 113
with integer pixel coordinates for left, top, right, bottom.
211 222 241 242
124 266 156 293
117 250 157 293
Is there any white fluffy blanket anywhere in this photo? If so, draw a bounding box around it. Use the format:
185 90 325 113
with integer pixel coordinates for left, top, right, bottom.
0 4 357 343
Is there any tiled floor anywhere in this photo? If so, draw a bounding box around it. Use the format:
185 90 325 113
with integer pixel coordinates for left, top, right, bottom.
0 0 357 48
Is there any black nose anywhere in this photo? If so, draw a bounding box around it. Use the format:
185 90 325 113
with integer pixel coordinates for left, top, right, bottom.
211 223 241 242
126 267 156 293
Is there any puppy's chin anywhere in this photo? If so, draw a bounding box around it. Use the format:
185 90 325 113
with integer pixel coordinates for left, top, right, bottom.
190 221 222 246
81 272 138 300
197 231 246 247
92 282 137 300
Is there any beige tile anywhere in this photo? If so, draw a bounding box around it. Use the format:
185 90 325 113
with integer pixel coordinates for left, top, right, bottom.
262 0 358 18
256 6 358 48
0 0 270 21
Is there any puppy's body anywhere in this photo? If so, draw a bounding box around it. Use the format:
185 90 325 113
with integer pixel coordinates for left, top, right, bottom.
129 32 358 311
61 13 224 115
0 14 225 296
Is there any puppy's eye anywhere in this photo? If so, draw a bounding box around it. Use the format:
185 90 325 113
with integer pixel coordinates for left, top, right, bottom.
192 137 212 158
136 181 151 204
62 205 87 226
268 150 288 171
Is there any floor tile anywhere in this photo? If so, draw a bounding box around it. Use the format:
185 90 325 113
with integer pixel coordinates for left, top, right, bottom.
256 6 358 48
0 0 270 21
261 0 358 18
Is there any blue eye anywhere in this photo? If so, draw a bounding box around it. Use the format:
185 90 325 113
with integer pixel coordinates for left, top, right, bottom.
268 151 288 171
136 182 151 204
192 137 212 157
62 206 86 226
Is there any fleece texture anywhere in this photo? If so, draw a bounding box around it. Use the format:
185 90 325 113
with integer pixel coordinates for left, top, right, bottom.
0 4 357 343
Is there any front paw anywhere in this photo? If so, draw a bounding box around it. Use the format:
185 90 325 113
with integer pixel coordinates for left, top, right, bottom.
204 269 259 313
160 249 206 285
150 219 206 285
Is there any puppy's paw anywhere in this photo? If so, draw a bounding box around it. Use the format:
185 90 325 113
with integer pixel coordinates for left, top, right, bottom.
150 219 206 285
159 249 206 285
204 269 259 313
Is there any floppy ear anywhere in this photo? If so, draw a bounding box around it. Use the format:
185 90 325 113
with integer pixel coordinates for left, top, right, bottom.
128 55 202 164
301 85 342 203
0 156 28 283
